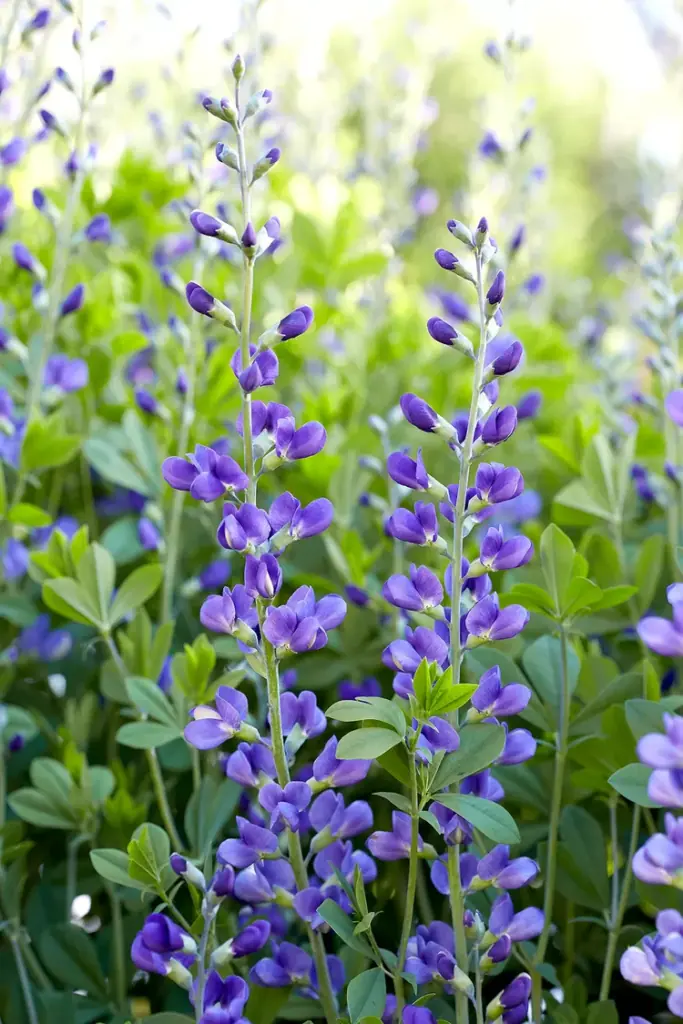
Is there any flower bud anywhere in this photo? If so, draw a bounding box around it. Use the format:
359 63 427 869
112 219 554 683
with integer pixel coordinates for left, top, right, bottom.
92 67 115 96
474 216 489 247
241 221 257 251
190 209 239 245
215 142 240 171
243 88 272 120
55 66 75 91
185 281 238 332
251 147 281 183
486 270 505 310
447 219 474 247
232 53 245 80
170 853 206 891
39 109 67 137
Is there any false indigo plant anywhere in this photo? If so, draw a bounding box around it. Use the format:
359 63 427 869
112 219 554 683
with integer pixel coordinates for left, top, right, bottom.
3 14 683 1024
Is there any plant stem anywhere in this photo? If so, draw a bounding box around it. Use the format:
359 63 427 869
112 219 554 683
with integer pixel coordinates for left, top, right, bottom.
599 804 641 1001
259 613 338 1024
235 94 256 502
475 959 485 1024
106 881 127 1011
194 908 214 1023
191 747 201 793
531 626 571 1021
447 843 470 1024
609 796 619 926
103 631 184 851
9 934 39 1024
394 747 420 1018
449 252 489 682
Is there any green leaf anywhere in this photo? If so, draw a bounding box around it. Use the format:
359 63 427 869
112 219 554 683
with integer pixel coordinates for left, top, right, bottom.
522 635 580 719
21 418 81 472
84 437 152 495
87 766 116 804
128 822 171 889
625 696 683 741
184 777 242 857
336 727 403 760
101 516 145 565
540 524 576 613
585 1001 618 1024
126 676 177 727
376 742 411 786
317 898 373 956
8 503 52 527
116 721 181 748
347 969 386 1023
554 479 613 521
8 788 80 829
503 582 556 617
39 924 108 999
89 848 148 891
29 757 74 802
374 791 411 813
109 563 163 625
42 577 101 626
412 658 431 710
245 986 292 1024
431 794 520 843
609 763 660 807
76 543 116 623
560 806 609 908
561 576 602 619
571 671 644 731
588 585 638 612
326 696 405 736
635 534 665 614
430 724 506 792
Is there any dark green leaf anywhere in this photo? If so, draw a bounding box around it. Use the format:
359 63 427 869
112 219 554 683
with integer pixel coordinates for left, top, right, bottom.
126 676 177 727
326 697 405 736
39 924 108 999
560 806 609 908
8 788 80 830
116 721 181 748
609 763 660 807
317 899 373 956
347 969 386 1023
336 728 403 760
430 724 506 792
109 564 164 625
431 794 520 843
89 848 148 890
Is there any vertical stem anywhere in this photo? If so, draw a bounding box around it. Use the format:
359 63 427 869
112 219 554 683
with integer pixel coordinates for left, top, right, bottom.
609 797 619 926
106 882 126 1011
191 747 201 793
449 252 489 682
394 748 419 1018
9 935 39 1024
103 632 184 851
474 959 485 1024
194 909 213 1023
447 844 470 1024
531 626 570 1021
259 614 337 1024
599 804 641 1002
235 91 256 502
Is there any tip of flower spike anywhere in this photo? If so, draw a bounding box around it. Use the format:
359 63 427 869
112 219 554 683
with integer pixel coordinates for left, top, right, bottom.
241 222 257 248
487 270 506 307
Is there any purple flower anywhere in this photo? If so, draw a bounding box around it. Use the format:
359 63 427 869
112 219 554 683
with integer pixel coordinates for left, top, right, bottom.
134 388 159 415
476 527 533 572
638 584 683 657
277 306 314 340
486 270 506 307
338 677 381 700
216 501 271 552
85 213 112 243
163 444 248 502
386 502 442 547
497 726 537 765
309 791 373 844
400 393 440 434
0 185 14 231
16 614 72 661
224 742 276 788
60 283 85 317
262 586 346 655
479 131 504 160
198 559 230 590
475 463 524 505
3 538 29 581
517 390 542 420
259 781 311 831
312 736 371 789
383 564 443 612
368 811 424 861
487 974 532 1021
383 626 449 674
420 716 460 753
280 690 326 739
490 340 522 376
468 665 530 720
633 813 683 885
434 249 459 271
250 941 313 988
402 1008 437 1024
13 242 43 277
24 9 50 33
267 492 334 543
427 315 462 346
199 584 257 643
131 913 195 981
488 893 544 943
270 416 326 462
231 346 279 392
244 553 282 599
138 517 162 551
481 406 517 446
184 686 252 750
199 972 250 1021
666 390 683 427
471 846 539 891
1 138 27 167
44 355 88 393
387 449 432 492
218 816 278 868
465 594 529 646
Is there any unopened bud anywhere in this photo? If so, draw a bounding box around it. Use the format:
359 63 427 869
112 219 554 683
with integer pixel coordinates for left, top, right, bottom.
232 53 245 81
251 147 280 183
215 142 240 171
447 219 474 247
243 88 272 120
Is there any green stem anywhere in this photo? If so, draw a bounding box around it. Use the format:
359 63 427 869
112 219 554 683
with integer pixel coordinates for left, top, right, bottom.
475 959 484 1024
106 882 127 1011
103 632 184 851
191 747 201 794
531 627 570 1021
447 844 470 1024
259 613 337 1024
235 94 256 502
19 937 51 990
609 796 619 926
449 251 488 682
9 934 39 1024
194 909 214 1023
394 748 419 1018
598 804 641 1002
